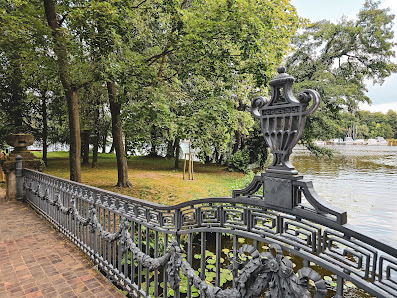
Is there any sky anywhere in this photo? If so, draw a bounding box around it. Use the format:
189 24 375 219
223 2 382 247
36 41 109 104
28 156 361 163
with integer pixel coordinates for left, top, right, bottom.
290 0 397 113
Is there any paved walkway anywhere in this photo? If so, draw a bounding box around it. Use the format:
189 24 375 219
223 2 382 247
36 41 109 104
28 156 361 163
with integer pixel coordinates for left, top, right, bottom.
0 189 125 298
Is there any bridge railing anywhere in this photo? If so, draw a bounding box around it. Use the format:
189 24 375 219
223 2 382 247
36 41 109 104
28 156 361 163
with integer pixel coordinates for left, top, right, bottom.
22 67 397 297
23 168 397 297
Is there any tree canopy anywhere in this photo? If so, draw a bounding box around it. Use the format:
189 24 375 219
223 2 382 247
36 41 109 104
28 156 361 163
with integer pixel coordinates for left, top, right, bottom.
285 0 397 146
1 0 396 178
0 0 300 177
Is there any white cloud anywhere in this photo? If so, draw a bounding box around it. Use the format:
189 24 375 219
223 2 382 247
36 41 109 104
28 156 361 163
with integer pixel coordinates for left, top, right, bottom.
381 0 397 13
359 102 397 113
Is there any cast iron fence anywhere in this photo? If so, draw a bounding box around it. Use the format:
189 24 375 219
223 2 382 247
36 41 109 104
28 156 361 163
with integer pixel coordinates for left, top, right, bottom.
21 68 397 297
22 168 397 297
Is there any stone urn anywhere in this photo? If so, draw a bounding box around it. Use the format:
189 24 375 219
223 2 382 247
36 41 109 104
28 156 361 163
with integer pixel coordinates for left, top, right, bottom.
2 133 42 172
2 134 42 200
4 133 34 148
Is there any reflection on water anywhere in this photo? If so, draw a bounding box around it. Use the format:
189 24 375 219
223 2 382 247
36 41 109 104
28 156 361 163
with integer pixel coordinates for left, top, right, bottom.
291 145 397 247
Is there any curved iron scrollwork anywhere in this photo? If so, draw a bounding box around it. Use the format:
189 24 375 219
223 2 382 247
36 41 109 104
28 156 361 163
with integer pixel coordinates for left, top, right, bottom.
26 181 326 298
24 167 397 297
230 244 327 298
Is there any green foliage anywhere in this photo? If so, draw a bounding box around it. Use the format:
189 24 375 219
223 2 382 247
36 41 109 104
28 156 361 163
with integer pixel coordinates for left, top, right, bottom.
227 148 250 172
0 0 301 173
244 121 269 169
231 170 255 190
305 142 334 159
303 108 397 143
175 0 299 161
286 0 397 145
356 109 397 138
0 0 54 135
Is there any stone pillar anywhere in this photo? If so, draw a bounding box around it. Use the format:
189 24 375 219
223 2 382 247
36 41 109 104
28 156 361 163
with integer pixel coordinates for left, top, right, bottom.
2 134 42 200
5 167 17 201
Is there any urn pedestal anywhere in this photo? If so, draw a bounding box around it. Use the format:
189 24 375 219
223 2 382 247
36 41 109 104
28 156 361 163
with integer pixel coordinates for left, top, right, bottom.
2 134 42 200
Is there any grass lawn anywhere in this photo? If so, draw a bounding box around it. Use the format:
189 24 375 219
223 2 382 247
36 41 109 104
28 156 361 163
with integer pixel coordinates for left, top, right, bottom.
32 152 247 205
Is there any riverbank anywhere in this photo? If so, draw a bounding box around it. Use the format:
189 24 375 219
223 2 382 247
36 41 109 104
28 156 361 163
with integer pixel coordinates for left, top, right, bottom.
32 152 244 205
388 138 397 146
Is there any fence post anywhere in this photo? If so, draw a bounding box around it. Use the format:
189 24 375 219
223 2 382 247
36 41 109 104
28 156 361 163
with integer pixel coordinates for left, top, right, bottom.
16 155 23 200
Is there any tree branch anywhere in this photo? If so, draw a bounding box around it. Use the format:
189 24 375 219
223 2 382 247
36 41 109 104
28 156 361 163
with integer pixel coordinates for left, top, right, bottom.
22 119 40 132
132 0 148 9
59 13 68 26
146 48 176 65
70 81 92 91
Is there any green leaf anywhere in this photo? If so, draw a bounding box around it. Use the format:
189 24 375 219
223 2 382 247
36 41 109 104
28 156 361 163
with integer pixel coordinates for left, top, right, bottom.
205 250 214 257
345 281 357 288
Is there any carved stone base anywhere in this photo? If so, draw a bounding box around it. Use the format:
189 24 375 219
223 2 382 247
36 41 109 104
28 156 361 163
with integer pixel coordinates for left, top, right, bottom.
5 171 17 201
3 134 42 200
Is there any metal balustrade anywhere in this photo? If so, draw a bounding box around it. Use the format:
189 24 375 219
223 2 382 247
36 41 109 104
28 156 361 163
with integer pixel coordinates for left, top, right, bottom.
20 67 397 297
23 169 397 297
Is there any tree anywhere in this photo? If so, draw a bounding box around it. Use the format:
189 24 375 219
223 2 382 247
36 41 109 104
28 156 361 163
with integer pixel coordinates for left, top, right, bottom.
2 0 301 175
129 0 300 167
286 0 397 144
43 0 83 182
108 82 132 187
0 0 66 166
355 109 397 139
67 0 175 186
0 0 40 135
386 110 397 138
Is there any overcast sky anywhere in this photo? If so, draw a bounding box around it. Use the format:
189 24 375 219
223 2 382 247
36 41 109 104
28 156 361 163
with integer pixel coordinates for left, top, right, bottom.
290 0 397 113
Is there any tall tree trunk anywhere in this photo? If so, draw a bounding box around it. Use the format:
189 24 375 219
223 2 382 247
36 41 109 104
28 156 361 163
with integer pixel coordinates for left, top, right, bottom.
174 137 180 169
166 140 174 157
232 130 242 154
41 92 48 166
82 130 90 164
108 141 115 153
149 127 157 156
92 105 100 168
214 147 219 164
124 133 128 154
101 104 107 153
107 82 131 187
92 131 99 168
232 98 245 154
102 133 107 153
43 0 81 182
150 143 157 156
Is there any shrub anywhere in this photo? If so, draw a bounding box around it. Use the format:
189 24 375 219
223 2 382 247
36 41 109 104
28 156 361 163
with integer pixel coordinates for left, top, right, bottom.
226 148 250 172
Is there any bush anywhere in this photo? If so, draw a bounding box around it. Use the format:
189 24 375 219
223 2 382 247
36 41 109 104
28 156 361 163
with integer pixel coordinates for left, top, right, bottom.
226 148 250 172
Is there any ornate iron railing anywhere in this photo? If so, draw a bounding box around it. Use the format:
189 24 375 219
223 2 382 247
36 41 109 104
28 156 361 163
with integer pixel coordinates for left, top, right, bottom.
22 67 397 297
23 169 397 297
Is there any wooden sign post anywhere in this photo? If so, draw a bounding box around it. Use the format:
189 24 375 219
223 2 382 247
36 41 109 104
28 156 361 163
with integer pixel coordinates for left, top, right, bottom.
183 153 194 180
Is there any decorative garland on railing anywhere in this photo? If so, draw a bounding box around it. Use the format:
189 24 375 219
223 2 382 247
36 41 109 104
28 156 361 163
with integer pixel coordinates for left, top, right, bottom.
26 181 326 298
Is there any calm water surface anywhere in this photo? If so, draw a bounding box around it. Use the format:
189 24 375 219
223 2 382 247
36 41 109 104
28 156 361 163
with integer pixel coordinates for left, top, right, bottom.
291 145 397 247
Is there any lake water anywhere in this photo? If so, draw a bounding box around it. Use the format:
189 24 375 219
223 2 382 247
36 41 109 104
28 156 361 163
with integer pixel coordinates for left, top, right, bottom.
291 145 397 247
